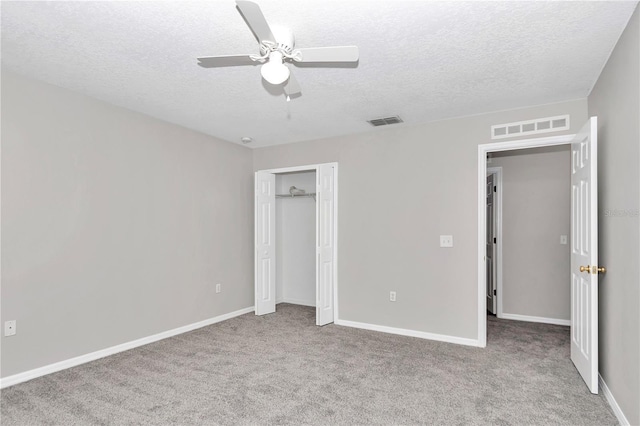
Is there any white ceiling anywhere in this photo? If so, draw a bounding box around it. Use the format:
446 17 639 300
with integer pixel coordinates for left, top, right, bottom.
1 1 637 148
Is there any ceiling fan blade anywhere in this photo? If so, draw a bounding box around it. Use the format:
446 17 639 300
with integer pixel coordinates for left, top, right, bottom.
236 1 276 45
284 67 302 98
197 55 257 68
293 46 359 63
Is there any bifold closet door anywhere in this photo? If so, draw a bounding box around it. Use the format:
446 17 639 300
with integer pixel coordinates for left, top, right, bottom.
255 171 276 316
316 164 335 326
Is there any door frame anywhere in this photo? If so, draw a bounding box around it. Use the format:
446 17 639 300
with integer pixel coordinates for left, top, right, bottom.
254 162 339 322
477 134 575 347
486 166 503 317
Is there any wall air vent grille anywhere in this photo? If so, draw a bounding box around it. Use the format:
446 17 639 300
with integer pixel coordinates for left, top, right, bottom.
491 115 570 140
367 116 404 127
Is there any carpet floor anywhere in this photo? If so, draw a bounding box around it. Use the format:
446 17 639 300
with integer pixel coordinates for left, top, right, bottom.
1 304 617 425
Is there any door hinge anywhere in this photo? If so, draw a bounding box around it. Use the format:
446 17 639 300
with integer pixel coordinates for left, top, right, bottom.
494 186 497 192
494 237 496 243
494 289 497 296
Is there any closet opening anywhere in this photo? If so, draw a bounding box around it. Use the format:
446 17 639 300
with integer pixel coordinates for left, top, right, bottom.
276 171 317 309
254 163 338 326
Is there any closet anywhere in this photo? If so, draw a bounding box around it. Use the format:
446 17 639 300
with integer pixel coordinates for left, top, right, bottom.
255 163 337 326
275 171 316 307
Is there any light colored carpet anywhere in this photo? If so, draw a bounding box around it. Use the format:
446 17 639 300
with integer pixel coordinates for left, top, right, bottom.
1 304 617 425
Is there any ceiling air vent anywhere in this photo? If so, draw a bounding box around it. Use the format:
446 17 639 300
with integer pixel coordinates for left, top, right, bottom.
491 115 570 140
367 116 404 127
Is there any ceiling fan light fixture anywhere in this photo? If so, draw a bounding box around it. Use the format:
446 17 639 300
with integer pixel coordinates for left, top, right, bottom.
197 1 359 99
260 51 290 85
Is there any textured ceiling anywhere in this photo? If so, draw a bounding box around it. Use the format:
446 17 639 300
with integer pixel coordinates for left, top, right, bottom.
1 1 637 148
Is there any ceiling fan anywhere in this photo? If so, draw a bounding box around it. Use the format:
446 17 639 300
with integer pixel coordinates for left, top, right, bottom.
197 0 359 99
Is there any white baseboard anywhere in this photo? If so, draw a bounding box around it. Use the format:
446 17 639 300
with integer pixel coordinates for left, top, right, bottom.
500 313 570 326
0 306 255 389
279 298 316 307
334 319 479 347
599 374 630 426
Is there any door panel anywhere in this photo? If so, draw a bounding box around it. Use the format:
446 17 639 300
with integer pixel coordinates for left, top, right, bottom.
255 171 276 316
570 117 598 394
316 164 335 326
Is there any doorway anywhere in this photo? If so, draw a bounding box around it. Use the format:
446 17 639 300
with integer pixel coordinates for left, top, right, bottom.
254 163 338 326
477 118 601 393
487 148 573 325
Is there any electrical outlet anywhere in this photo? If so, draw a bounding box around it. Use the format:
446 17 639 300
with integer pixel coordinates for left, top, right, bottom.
216 283 221 294
4 320 16 337
389 291 396 302
440 235 454 247
560 235 568 245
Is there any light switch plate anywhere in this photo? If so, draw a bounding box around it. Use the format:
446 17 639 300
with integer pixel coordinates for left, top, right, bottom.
440 235 454 248
560 235 568 245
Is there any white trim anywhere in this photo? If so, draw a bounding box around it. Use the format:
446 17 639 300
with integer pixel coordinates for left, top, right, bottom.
333 164 339 322
500 313 570 326
487 167 503 317
0 306 255 389
335 319 480 347
481 134 575 153
477 133 575 347
599 374 630 426
260 163 328 174
278 298 316 307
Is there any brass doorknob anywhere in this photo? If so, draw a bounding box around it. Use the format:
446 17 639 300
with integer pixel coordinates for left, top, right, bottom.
579 265 606 274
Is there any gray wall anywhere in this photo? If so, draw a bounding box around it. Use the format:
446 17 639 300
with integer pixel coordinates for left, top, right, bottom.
1 71 255 378
253 99 588 339
491 146 571 321
588 5 640 425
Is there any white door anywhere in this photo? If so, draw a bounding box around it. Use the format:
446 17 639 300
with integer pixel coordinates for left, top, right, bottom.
255 171 276 316
486 174 497 314
316 164 336 326
570 117 600 394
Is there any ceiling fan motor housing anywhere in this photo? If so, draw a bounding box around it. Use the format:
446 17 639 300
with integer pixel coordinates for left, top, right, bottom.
260 26 295 55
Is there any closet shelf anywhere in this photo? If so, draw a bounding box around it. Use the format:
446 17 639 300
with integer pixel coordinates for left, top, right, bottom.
276 193 316 201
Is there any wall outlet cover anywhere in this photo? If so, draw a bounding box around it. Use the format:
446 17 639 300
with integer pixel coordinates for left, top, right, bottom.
440 235 454 247
4 320 16 337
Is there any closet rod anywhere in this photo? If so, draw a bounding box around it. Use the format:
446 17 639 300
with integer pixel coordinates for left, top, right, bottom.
275 193 316 201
